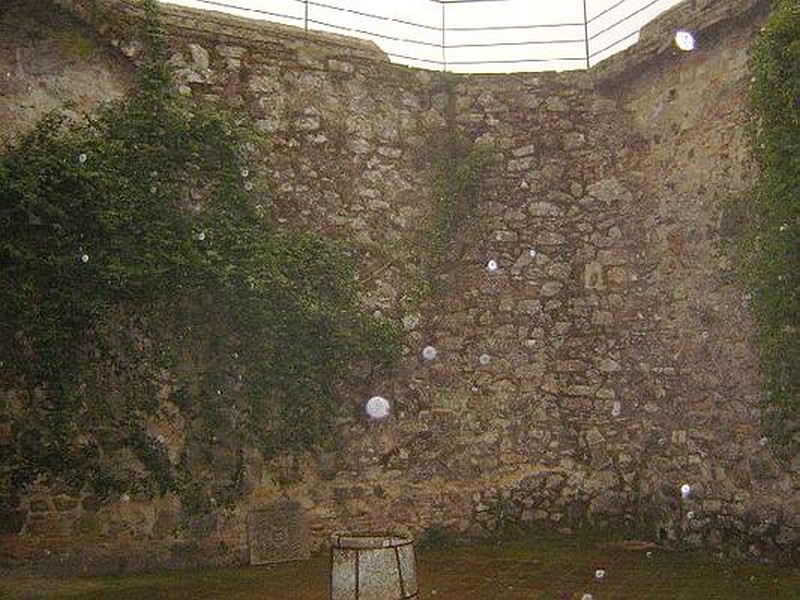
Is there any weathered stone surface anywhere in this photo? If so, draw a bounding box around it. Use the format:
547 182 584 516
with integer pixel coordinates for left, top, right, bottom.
512 144 537 158
597 358 620 373
541 281 563 297
508 156 536 172
0 509 27 534
527 201 562 217
585 428 605 446
187 43 209 70
0 7 129 145
584 262 604 290
2 0 792 573
537 232 567 245
586 177 631 204
248 500 311 565
545 96 568 112
671 430 687 445
29 499 49 513
53 496 79 512
216 44 245 59
328 58 353 73
292 108 321 131
563 132 585 150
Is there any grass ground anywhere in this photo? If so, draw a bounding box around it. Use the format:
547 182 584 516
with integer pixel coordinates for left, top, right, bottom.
1 534 798 599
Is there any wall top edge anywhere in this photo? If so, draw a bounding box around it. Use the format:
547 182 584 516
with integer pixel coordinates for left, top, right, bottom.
590 0 768 85
52 0 391 65
50 0 768 83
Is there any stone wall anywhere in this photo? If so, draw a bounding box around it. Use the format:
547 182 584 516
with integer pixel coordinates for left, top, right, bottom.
1 0 797 574
0 0 132 147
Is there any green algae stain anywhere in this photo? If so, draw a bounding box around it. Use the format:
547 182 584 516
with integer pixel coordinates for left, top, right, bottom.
54 29 95 61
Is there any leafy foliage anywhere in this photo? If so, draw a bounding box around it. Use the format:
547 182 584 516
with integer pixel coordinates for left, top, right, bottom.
419 131 494 296
742 0 799 454
0 0 400 504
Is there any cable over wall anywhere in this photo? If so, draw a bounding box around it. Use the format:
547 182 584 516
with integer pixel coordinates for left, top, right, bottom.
164 0 692 72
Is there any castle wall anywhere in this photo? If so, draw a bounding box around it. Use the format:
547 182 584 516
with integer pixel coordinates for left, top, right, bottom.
1 0 795 573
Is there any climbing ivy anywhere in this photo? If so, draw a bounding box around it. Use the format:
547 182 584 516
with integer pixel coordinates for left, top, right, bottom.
740 0 799 455
417 130 494 298
396 72 495 304
0 0 400 505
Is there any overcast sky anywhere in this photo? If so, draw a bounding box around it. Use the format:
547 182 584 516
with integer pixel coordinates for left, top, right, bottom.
163 0 686 72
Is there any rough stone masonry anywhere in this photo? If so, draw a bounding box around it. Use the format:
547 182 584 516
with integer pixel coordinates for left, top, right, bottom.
0 0 796 573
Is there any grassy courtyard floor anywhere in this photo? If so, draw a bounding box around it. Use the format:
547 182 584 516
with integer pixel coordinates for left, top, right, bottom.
2 534 798 599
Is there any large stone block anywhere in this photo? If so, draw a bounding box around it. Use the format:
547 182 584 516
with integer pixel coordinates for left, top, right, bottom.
247 499 311 565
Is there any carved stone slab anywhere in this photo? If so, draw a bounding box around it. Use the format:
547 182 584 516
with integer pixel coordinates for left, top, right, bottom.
247 499 311 565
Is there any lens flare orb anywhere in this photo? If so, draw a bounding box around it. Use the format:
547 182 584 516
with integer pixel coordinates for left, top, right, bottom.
675 30 696 51
366 395 391 420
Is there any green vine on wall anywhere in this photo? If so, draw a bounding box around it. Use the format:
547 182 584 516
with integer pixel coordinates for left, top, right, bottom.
0 0 400 506
417 129 494 298
740 0 799 456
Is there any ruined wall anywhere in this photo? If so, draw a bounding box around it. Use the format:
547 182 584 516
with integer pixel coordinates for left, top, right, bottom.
0 0 132 147
606 0 796 552
1 0 796 574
